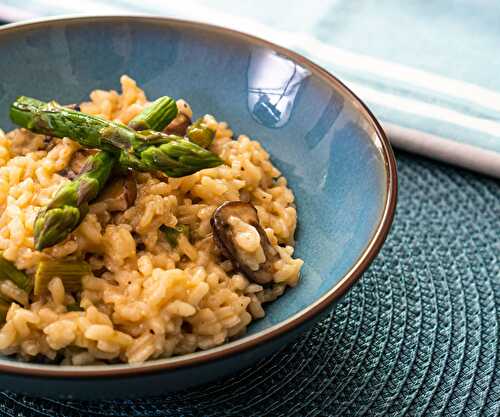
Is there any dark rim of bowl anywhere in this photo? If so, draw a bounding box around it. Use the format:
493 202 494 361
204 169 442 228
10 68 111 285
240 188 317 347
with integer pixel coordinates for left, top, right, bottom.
0 15 398 378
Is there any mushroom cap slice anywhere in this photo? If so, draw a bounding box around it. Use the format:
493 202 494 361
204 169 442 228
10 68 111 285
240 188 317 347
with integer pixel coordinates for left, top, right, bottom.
96 171 137 212
164 113 191 136
211 201 278 285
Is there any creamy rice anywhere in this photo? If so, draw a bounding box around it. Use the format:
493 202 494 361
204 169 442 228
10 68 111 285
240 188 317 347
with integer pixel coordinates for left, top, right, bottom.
0 76 303 364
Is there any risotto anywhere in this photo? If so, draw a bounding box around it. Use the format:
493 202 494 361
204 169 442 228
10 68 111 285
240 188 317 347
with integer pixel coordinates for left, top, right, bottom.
0 76 303 365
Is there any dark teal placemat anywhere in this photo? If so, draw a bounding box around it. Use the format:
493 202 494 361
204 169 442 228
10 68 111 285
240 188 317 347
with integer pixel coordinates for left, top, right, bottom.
0 152 498 417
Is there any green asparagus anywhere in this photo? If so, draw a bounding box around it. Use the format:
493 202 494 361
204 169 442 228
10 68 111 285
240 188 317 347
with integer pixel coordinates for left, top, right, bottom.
0 252 33 294
33 151 116 250
186 117 216 148
33 96 184 250
66 303 83 312
0 253 32 321
161 224 190 247
10 97 223 177
140 137 223 177
128 96 178 131
11 97 136 152
34 260 91 296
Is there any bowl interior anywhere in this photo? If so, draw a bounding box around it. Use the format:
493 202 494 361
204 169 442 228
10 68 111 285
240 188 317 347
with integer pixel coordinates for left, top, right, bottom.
0 18 389 350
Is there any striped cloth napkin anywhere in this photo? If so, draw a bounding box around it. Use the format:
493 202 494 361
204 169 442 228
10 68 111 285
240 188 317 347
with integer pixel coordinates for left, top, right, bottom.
1 0 499 177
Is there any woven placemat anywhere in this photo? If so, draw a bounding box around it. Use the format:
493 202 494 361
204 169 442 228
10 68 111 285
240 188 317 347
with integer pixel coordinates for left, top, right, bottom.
0 151 498 417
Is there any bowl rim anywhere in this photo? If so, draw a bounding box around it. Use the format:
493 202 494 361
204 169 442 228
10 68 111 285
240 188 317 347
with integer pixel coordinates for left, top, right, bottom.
0 14 398 378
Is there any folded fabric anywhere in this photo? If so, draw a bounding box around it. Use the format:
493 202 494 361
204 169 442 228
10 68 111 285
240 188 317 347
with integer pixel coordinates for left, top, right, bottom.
1 0 499 177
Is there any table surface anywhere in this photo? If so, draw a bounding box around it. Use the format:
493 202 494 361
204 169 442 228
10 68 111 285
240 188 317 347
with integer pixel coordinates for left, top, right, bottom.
0 151 498 416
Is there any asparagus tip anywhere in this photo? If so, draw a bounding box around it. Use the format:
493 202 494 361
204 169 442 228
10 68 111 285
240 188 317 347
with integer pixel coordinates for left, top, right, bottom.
34 206 83 251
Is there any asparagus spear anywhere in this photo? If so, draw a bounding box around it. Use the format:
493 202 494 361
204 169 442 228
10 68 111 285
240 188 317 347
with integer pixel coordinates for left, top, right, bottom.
140 137 223 177
34 151 116 250
161 224 190 247
33 96 183 250
11 97 136 152
128 96 178 131
34 260 90 296
0 252 33 294
66 303 83 312
0 253 32 321
186 117 216 148
10 97 223 176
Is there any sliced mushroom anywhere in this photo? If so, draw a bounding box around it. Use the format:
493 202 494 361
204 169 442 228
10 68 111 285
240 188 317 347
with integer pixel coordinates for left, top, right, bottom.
65 103 81 112
211 201 279 285
164 112 191 136
74 149 97 171
43 135 58 151
59 149 98 179
96 171 137 212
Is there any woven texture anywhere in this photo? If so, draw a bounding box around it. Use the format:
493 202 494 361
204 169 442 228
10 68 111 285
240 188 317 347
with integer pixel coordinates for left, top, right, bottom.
0 151 498 417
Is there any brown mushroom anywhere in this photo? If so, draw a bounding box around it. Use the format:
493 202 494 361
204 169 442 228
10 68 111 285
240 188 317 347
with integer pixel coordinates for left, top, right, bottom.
96 171 137 212
65 103 81 112
43 135 58 152
164 112 192 136
211 201 279 285
58 149 99 179
62 149 98 178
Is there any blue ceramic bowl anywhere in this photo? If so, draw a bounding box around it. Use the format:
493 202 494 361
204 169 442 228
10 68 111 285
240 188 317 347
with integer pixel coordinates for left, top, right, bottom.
0 16 397 398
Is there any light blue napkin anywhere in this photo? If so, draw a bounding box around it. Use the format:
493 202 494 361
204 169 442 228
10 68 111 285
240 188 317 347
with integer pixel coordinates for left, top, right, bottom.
1 0 499 176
